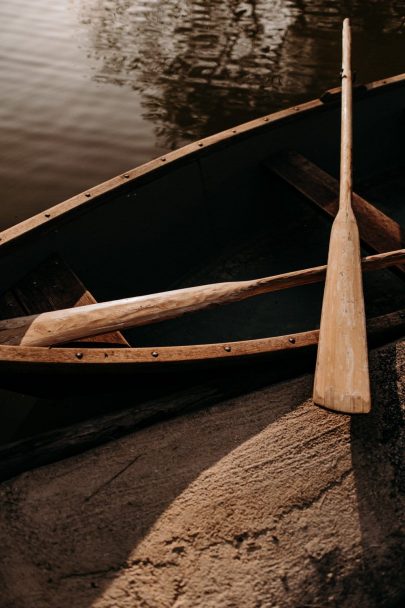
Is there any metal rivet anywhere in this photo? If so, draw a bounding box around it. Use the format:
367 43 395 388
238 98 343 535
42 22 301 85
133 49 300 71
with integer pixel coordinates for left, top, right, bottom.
400 312 405 319
198 142 203 147
161 157 166 162
232 130 237 134
123 173 130 178
288 337 296 344
76 352 83 359
85 192 91 198
45 213 51 218
151 351 159 358
224 345 231 352
264 117 269 122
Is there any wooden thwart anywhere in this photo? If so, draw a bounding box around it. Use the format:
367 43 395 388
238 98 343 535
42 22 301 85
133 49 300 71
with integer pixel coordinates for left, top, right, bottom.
265 151 405 274
0 256 129 347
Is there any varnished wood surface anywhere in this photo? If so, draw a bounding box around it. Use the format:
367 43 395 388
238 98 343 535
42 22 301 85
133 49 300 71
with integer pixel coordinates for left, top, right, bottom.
266 151 405 274
0 306 402 373
0 249 403 349
313 19 371 414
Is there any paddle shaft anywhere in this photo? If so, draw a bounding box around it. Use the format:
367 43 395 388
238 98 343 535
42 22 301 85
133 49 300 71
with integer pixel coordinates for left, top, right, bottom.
340 18 352 214
0 248 403 347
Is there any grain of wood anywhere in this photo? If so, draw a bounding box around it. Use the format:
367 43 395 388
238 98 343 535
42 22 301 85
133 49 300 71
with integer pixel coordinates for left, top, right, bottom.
0 248 403 348
314 19 371 414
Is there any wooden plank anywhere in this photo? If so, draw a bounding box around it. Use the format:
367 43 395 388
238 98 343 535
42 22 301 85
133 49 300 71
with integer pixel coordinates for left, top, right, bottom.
0 256 129 347
265 151 405 274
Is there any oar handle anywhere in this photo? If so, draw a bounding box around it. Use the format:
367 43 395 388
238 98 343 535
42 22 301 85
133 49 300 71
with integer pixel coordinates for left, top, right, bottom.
340 18 352 212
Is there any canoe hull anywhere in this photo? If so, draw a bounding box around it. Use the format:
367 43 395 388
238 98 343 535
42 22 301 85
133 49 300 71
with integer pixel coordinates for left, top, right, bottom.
0 74 404 378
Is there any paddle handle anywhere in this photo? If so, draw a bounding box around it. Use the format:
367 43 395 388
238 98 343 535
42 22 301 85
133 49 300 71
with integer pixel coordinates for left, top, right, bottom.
340 18 352 212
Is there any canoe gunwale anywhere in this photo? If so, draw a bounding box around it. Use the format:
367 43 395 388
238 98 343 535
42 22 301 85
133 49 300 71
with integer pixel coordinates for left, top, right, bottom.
0 73 404 252
0 308 403 371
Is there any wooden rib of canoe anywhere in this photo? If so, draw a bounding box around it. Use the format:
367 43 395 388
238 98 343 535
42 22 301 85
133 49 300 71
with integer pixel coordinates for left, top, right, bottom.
0 73 404 382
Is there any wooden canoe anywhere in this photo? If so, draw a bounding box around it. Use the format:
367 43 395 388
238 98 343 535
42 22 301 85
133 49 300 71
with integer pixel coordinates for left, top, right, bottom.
0 73 404 480
0 73 404 383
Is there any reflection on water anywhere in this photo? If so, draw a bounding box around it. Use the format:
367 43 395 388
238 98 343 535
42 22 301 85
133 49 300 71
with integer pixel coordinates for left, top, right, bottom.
78 0 298 149
0 0 404 444
0 0 404 229
75 0 405 149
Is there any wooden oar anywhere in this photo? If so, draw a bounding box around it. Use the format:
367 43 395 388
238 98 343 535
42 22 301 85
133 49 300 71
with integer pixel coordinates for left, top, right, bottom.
313 19 371 414
0 248 403 347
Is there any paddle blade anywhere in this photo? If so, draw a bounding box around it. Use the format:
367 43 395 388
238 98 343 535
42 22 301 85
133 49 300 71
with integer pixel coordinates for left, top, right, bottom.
313 210 371 413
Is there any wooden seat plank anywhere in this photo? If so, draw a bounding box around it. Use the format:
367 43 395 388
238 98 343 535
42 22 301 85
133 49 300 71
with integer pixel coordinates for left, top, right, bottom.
0 255 129 347
265 151 405 274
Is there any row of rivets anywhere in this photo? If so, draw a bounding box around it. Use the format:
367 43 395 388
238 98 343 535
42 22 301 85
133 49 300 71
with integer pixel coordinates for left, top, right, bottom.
72 337 302 362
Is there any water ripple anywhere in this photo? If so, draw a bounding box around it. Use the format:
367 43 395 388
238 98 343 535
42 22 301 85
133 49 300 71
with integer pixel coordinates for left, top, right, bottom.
0 0 404 227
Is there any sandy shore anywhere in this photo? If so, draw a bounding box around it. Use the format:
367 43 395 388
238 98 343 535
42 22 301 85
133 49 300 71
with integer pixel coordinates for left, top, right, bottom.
0 339 404 608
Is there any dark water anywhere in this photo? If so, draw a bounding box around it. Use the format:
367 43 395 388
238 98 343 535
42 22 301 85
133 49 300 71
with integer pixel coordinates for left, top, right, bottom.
0 1 404 445
1 0 404 229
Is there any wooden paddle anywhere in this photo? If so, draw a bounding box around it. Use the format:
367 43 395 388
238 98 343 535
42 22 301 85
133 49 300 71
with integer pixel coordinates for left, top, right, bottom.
313 19 371 414
0 248 403 347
